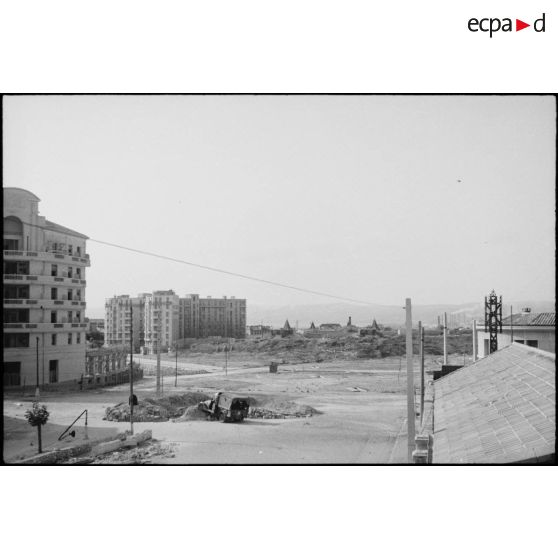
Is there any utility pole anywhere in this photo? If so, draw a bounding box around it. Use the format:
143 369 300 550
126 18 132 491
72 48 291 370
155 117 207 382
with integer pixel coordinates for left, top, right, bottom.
510 305 514 342
129 305 134 435
472 319 478 362
443 312 448 365
35 337 40 398
224 344 228 376
405 298 416 464
419 321 425 425
175 344 178 387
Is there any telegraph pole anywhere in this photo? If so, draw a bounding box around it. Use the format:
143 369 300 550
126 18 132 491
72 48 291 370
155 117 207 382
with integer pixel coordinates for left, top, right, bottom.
443 312 448 365
129 304 134 435
419 321 425 425
472 319 478 362
405 299 415 463
175 344 178 387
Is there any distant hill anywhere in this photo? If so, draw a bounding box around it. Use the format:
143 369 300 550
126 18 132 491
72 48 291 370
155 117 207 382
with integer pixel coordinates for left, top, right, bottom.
247 300 555 328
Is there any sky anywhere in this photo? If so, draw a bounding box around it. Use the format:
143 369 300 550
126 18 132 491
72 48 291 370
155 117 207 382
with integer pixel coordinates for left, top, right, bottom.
3 95 556 317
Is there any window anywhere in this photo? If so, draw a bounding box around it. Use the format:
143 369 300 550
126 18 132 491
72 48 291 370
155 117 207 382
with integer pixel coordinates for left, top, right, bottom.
51 264 58 277
526 340 539 348
4 284 29 299
3 238 20 250
77 333 81 344
76 289 81 300
51 311 57 324
4 309 29 323
67 289 73 301
4 333 30 348
51 287 58 300
76 311 81 323
68 333 72 344
4 362 21 386
76 246 81 256
49 360 58 383
68 311 73 323
4 261 29 275
68 245 73 255
52 334 57 346
76 268 81 278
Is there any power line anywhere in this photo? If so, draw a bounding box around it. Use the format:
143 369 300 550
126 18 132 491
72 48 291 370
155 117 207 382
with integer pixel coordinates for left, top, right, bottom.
9 218 381 305
89 238 379 306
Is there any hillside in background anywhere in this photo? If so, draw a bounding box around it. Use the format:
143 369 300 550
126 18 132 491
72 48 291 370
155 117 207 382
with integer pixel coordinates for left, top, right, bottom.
247 300 555 328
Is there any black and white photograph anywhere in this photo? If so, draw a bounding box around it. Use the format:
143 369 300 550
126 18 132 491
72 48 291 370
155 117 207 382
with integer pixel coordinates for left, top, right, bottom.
3 94 555 465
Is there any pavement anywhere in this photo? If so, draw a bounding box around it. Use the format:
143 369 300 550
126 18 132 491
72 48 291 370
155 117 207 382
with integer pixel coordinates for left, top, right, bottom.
3 359 411 464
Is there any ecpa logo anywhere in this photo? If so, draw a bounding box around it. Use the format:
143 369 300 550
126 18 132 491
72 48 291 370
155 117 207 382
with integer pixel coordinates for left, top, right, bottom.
468 13 546 37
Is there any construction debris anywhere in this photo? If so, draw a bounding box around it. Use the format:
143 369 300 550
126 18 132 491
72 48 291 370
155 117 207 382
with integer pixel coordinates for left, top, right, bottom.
104 392 211 422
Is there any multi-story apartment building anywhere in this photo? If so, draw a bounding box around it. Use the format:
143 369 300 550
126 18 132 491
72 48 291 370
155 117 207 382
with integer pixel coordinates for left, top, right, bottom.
104 295 144 352
179 295 246 339
3 188 90 387
143 290 179 353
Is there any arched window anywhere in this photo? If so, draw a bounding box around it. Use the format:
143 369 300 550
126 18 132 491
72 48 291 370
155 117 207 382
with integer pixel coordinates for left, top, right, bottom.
3 216 24 250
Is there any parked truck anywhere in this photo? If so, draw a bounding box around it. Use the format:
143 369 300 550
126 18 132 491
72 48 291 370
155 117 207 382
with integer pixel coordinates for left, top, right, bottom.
198 392 250 422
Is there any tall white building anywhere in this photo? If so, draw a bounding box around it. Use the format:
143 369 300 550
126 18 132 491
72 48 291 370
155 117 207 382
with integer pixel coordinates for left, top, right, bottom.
3 188 90 387
104 294 144 352
143 290 179 353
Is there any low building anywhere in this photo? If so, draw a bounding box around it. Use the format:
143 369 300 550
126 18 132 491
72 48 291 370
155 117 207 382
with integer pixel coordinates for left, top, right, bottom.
249 325 272 338
416 343 555 464
476 311 555 357
85 345 141 387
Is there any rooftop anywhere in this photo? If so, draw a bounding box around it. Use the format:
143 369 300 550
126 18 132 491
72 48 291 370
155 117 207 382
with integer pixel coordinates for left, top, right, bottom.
434 343 555 464
502 312 555 327
44 219 89 240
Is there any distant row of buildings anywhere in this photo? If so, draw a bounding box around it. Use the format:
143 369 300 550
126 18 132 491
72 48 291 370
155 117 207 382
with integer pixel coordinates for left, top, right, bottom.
105 292 246 353
248 317 381 338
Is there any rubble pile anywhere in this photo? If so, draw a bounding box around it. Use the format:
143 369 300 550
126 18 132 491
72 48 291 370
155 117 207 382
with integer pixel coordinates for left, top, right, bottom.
104 392 211 422
248 401 318 419
173 404 208 421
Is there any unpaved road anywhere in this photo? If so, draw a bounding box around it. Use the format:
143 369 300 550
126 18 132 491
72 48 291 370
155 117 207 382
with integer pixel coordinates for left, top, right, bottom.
4 360 414 464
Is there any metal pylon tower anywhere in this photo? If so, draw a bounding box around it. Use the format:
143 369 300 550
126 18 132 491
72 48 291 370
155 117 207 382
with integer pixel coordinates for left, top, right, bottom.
484 290 502 354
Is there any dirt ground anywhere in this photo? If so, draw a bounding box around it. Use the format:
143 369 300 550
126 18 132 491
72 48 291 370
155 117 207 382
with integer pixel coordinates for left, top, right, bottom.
3 357 436 464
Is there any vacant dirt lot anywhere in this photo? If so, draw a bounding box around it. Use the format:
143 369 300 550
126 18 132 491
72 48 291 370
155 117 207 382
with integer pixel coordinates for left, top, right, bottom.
3 358 434 464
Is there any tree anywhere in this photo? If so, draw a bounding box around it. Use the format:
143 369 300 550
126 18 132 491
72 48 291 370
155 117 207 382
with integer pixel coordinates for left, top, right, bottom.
25 402 49 454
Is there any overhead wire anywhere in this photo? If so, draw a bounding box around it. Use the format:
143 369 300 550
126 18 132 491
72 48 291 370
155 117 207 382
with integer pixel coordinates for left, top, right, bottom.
10 218 381 306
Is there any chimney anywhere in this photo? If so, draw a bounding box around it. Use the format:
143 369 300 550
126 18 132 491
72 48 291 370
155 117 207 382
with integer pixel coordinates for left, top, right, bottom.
348 316 352 326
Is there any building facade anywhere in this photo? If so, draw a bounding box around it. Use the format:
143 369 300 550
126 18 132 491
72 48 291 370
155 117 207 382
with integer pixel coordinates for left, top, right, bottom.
179 294 246 339
476 311 555 358
3 188 90 387
143 290 180 353
104 295 144 352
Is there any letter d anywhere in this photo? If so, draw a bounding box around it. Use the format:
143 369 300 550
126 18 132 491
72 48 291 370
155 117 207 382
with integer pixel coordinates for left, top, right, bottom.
534 13 545 32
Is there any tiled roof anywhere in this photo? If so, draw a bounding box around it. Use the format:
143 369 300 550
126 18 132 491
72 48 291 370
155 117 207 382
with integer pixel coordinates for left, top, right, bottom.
433 343 555 463
44 219 89 239
502 312 555 327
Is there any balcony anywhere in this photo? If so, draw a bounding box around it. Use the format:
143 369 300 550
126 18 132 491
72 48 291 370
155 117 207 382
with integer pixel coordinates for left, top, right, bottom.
3 273 86 287
4 322 88 332
3 249 90 266
4 298 86 309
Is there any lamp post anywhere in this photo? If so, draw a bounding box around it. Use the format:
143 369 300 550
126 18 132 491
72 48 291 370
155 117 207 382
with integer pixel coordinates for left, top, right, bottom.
35 337 40 398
